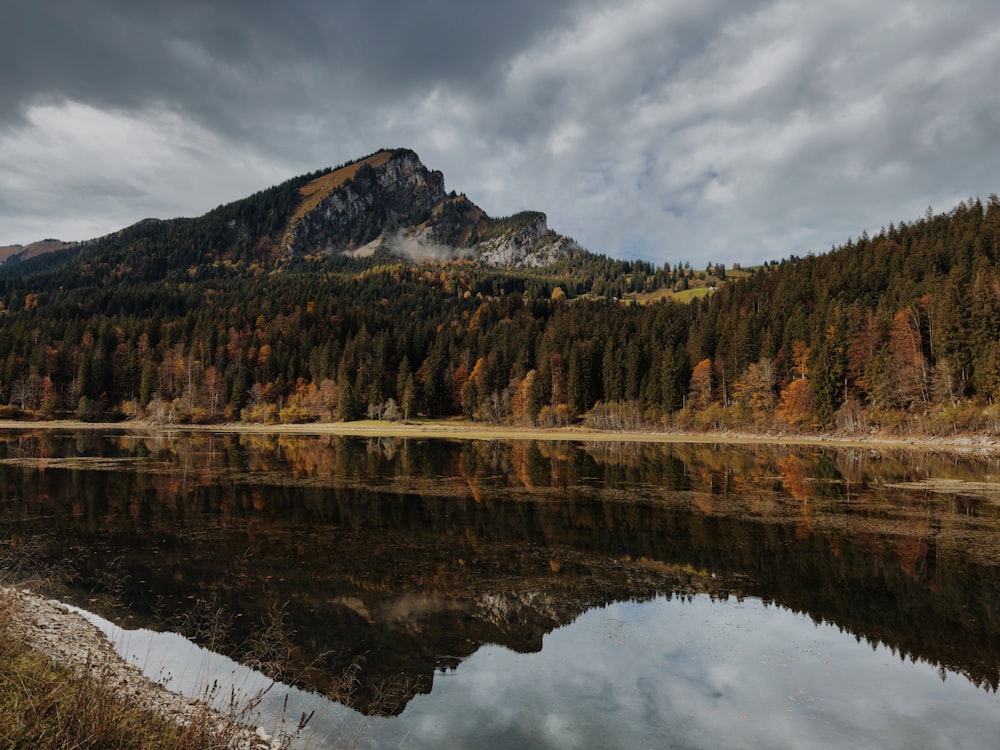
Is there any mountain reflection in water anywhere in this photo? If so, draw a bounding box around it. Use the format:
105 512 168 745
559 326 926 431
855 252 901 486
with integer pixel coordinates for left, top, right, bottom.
0 431 998 733
70 593 1000 750
356 594 998 750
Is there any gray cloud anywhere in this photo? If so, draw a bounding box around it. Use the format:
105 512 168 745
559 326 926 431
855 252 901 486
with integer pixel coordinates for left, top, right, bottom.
353 595 999 749
2 0 999 267
1 0 576 131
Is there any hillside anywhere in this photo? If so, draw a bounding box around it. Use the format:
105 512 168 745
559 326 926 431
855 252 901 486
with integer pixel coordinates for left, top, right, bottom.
0 240 77 266
0 147 998 437
2 149 584 284
686 197 1000 432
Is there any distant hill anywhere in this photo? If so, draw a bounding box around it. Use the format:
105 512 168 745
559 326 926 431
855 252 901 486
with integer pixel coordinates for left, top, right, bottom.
0 240 77 265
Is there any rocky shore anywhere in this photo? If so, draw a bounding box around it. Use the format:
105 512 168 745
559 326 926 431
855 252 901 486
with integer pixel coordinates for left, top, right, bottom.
3 587 285 749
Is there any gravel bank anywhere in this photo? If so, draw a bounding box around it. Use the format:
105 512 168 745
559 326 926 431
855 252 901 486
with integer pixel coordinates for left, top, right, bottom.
4 587 284 749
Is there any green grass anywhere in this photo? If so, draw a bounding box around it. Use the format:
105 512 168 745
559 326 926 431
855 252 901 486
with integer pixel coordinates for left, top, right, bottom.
672 287 713 303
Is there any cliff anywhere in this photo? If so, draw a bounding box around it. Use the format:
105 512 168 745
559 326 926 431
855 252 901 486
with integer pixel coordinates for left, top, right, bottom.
282 149 578 267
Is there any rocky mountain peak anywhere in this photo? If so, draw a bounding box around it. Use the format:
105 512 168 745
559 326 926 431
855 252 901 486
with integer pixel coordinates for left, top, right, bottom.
282 149 578 268
283 149 446 256
476 212 580 268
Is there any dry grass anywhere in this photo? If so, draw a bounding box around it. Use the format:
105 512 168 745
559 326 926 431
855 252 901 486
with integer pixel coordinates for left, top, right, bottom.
289 151 393 227
620 288 675 305
4 416 999 453
0 539 304 750
670 286 714 303
0 584 324 749
0 588 240 749
281 150 394 255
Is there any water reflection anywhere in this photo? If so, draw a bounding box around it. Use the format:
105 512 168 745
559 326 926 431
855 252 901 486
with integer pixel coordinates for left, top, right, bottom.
72 594 1000 750
358 595 999 750
0 430 999 724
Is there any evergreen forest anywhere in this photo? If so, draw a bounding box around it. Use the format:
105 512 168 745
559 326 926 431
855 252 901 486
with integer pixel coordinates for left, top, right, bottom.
2 180 1000 438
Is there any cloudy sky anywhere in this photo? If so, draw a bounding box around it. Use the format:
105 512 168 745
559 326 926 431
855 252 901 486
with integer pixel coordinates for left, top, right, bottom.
3 1 1000 266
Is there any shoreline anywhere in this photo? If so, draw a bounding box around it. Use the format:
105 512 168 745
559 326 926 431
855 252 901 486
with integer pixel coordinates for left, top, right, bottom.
2 586 279 749
0 417 997 452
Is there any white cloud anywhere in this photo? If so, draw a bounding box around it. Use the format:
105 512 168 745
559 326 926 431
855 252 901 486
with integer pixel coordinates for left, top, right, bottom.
0 100 290 244
353 595 1000 749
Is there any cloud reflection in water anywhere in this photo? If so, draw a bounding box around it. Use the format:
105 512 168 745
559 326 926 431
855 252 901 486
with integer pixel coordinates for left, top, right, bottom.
72 594 999 749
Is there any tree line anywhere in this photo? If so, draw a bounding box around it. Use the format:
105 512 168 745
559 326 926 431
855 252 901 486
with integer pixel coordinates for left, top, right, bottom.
0 193 998 436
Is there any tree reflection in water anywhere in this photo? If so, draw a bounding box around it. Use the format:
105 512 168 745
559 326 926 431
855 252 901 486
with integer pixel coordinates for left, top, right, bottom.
0 431 998 719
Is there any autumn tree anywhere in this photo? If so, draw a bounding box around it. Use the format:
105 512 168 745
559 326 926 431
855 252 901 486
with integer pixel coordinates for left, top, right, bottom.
688 358 713 409
846 309 883 400
511 370 536 425
777 377 814 427
527 358 551 423
888 306 930 408
733 358 775 413
791 341 811 380
464 356 489 419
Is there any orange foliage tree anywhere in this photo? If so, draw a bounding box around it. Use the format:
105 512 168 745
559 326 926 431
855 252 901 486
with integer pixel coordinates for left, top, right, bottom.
688 358 713 409
777 378 814 427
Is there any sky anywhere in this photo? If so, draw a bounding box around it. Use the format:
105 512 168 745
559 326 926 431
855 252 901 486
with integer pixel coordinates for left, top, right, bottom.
2 0 1000 267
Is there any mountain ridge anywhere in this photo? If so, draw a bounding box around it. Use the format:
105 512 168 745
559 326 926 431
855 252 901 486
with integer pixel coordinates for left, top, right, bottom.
0 240 78 267
280 148 581 267
4 149 582 276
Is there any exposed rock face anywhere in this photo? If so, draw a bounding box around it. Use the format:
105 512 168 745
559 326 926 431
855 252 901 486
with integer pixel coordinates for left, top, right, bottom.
284 149 578 268
476 213 581 268
285 150 447 255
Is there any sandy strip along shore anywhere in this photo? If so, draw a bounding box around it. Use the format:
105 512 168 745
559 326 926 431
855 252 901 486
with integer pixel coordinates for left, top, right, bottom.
0 418 997 452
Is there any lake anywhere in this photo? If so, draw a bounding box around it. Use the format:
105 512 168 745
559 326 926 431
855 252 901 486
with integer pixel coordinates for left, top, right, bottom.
1 430 998 748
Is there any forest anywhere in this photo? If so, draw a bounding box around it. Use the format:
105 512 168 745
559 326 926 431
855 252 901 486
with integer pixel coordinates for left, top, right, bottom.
1 180 999 437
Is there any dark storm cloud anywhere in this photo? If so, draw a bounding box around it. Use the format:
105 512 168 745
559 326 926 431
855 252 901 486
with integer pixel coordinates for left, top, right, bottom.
1 0 577 136
3 1 1000 266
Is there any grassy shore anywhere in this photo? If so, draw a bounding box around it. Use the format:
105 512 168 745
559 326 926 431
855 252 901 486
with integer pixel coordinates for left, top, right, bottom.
0 417 997 452
0 587 274 750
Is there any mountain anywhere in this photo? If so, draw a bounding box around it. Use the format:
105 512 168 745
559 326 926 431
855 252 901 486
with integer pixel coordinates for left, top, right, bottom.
6 149 580 280
283 149 580 267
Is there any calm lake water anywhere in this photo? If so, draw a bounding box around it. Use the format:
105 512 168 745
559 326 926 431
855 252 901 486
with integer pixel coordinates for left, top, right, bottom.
1 430 999 748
